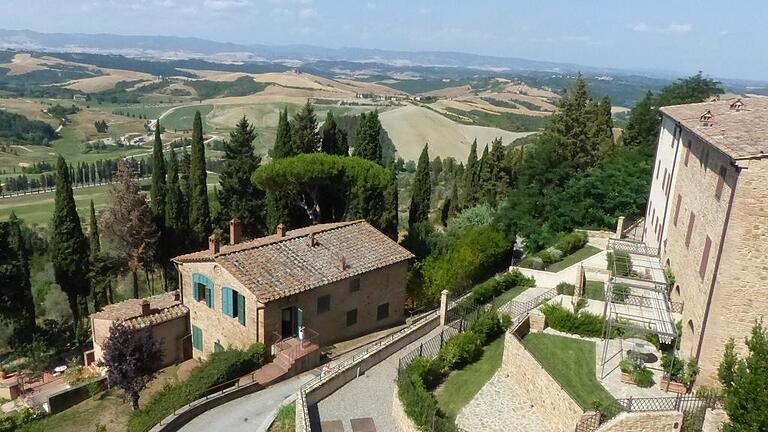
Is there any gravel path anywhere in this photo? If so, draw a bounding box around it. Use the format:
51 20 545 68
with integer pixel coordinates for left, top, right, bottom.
456 370 547 432
314 326 443 432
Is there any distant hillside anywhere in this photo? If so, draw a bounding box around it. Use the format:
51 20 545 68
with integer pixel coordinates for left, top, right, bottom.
0 109 57 145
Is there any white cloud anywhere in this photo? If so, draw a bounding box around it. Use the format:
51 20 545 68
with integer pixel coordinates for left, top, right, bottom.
203 0 250 11
631 22 693 34
298 7 316 17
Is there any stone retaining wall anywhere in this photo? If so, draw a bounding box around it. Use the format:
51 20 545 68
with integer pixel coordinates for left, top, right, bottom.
502 323 583 432
391 386 419 432
595 411 683 432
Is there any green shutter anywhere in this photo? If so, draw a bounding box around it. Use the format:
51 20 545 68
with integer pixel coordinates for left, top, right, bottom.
221 287 231 317
192 325 203 350
206 285 214 308
237 293 246 326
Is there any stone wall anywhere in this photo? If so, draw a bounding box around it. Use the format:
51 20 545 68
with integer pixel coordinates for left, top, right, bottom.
179 260 409 360
391 386 419 432
595 411 683 432
697 159 768 387
502 325 583 432
702 408 728 432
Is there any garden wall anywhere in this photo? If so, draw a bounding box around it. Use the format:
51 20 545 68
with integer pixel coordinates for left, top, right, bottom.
45 376 107 414
594 410 683 432
502 322 583 432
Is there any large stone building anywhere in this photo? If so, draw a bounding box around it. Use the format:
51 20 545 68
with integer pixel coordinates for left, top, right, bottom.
643 95 768 386
173 220 414 359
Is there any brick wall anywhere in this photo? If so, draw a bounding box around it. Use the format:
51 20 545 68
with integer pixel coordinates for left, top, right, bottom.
92 315 189 368
660 126 738 381
595 411 683 432
501 327 583 432
696 159 768 386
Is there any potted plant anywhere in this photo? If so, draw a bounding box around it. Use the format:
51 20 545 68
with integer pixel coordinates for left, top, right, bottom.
660 354 698 393
619 355 654 388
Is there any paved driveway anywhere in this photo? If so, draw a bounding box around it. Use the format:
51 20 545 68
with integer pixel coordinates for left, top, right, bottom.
179 373 315 432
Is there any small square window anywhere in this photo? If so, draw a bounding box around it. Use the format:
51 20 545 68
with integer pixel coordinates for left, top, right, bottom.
377 303 389 321
197 283 207 303
346 309 358 327
349 278 360 293
317 294 331 314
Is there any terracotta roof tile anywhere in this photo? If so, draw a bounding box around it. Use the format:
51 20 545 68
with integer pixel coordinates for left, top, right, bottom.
175 220 414 302
660 95 768 160
91 291 188 329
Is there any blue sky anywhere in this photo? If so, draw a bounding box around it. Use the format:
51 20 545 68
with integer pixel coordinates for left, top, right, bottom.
1 0 766 80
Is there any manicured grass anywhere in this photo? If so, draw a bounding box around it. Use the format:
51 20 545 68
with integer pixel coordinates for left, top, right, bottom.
435 334 505 421
546 245 601 272
17 389 130 432
162 104 214 131
584 280 606 301
521 333 616 409
268 402 296 432
493 286 528 307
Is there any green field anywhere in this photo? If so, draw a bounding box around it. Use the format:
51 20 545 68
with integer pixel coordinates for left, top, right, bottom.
161 104 215 131
546 245 602 272
0 173 219 226
113 104 179 120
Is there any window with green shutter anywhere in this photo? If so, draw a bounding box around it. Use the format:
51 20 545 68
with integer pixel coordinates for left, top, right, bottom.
192 325 203 351
237 293 246 326
192 273 214 309
222 287 233 317
221 287 246 325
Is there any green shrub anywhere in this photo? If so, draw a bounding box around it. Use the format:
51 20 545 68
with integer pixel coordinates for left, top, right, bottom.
421 225 513 301
465 269 535 306
128 343 267 432
500 313 513 330
556 282 576 295
612 284 631 302
439 332 482 369
547 247 564 262
540 303 605 338
0 408 41 432
405 357 443 390
499 270 535 290
519 256 544 270
554 231 588 255
662 352 684 382
536 250 555 266
681 358 699 386
631 367 654 388
469 311 503 344
613 251 632 276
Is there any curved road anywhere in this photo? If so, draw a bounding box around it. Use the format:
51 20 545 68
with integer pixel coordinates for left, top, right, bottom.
178 372 315 432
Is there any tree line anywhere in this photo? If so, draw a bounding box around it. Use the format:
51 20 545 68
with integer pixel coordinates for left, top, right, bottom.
0 109 58 146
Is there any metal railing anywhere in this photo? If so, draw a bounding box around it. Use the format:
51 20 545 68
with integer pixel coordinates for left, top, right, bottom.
272 327 319 363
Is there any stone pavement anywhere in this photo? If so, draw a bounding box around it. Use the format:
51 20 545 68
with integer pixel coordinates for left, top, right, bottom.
456 369 547 432
314 326 443 432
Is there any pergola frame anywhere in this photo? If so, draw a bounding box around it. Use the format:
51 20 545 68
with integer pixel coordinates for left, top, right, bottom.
599 238 679 379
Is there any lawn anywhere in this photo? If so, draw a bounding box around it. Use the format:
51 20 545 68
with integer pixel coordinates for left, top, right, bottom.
521 333 616 409
492 286 528 307
584 280 606 301
161 104 214 132
546 245 602 272
435 334 505 421
268 402 296 432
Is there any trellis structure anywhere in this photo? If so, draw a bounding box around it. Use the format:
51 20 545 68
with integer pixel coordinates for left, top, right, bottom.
599 238 679 379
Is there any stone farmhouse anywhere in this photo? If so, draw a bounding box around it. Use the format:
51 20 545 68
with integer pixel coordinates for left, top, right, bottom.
172 220 414 359
642 95 768 386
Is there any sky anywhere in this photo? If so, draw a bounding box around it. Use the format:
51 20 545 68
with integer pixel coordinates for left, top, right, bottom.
0 0 766 81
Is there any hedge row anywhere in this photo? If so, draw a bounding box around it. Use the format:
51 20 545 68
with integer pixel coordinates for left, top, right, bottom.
539 303 605 338
398 313 509 431
465 270 535 306
127 343 266 432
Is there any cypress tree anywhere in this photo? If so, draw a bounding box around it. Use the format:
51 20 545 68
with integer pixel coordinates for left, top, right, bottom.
408 144 432 227
320 111 348 156
150 120 166 218
461 139 479 208
622 91 658 151
188 111 211 247
165 147 184 250
447 181 460 221
291 101 320 154
272 107 293 159
7 212 35 330
354 110 383 164
219 116 265 238
50 156 90 329
89 200 100 257
380 163 399 240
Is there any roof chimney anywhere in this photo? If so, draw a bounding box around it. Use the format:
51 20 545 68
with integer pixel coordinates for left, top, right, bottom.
276 224 286 238
139 299 151 316
308 232 316 247
209 233 221 254
229 218 242 245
